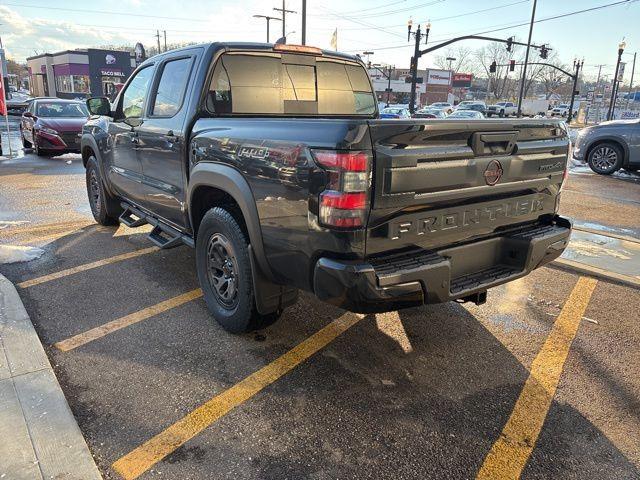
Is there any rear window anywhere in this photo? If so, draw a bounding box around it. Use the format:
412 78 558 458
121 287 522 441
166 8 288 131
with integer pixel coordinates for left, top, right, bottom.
207 52 376 116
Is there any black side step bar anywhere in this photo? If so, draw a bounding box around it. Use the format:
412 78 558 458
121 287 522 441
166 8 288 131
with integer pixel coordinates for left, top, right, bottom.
119 206 148 228
119 203 194 249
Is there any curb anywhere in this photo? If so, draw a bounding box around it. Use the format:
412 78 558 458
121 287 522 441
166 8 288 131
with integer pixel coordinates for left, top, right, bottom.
0 274 102 480
552 258 640 289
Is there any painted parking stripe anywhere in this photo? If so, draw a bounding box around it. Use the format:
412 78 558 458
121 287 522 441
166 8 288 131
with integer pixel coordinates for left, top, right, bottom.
54 289 203 352
17 247 159 289
476 276 598 480
112 312 365 480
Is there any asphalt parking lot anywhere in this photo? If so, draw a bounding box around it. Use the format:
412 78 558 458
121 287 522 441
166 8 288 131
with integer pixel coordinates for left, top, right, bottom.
1 120 640 479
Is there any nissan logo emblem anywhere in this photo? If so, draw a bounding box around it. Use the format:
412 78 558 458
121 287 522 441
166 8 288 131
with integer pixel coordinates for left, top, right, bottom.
484 160 503 185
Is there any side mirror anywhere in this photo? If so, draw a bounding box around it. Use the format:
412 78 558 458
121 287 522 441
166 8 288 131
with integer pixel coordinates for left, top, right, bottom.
87 97 111 116
23 111 33 118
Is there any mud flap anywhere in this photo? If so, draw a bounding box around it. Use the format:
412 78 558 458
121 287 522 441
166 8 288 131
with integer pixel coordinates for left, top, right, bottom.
249 245 298 315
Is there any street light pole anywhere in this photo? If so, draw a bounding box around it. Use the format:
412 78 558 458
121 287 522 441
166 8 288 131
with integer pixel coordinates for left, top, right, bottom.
253 15 282 43
446 56 456 72
607 41 626 121
517 0 537 117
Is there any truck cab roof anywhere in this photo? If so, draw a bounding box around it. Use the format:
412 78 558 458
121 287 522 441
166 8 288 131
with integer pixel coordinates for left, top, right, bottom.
138 42 362 68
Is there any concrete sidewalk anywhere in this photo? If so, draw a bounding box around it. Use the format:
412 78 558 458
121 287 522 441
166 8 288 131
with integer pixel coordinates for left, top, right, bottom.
553 227 640 289
0 274 102 480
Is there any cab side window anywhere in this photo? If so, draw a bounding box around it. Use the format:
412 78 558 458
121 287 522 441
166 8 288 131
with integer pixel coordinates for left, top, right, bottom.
151 57 192 117
121 66 154 120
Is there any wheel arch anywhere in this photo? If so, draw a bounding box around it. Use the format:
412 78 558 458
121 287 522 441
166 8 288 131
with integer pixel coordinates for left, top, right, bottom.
188 162 275 282
585 137 629 166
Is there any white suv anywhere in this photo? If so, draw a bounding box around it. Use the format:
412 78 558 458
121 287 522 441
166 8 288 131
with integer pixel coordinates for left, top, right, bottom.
486 102 517 117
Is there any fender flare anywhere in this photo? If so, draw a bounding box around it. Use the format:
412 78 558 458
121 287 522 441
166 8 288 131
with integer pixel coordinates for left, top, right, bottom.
187 162 276 282
584 135 630 166
80 134 118 198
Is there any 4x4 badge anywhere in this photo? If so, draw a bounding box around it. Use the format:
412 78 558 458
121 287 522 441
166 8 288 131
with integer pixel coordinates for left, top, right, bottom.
484 160 503 185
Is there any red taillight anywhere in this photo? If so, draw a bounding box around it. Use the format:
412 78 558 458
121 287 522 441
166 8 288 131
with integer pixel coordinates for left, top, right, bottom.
313 150 371 229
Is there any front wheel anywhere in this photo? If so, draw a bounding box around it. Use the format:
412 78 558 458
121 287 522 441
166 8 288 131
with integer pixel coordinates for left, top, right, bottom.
86 156 120 225
588 143 623 175
21 129 32 148
196 207 279 333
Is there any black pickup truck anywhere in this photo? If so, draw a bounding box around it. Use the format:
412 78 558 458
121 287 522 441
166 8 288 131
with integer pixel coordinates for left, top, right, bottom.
82 42 572 333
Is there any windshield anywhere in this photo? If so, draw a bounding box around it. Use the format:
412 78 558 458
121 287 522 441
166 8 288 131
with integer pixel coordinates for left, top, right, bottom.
208 52 376 116
36 102 88 118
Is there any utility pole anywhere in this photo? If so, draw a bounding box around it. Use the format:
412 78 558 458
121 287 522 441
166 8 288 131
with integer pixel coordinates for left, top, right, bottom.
253 15 281 43
517 0 537 117
626 52 636 108
608 40 626 120
155 30 161 55
301 0 307 45
567 59 583 123
407 19 431 114
163 30 167 52
274 0 296 40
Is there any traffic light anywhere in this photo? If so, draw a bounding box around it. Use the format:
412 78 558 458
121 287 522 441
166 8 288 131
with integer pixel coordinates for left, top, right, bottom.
509 60 516 72
506 36 514 53
539 44 548 59
489 61 497 73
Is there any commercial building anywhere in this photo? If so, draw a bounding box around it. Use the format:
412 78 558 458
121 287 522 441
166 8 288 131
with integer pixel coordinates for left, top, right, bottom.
368 67 453 107
27 48 136 99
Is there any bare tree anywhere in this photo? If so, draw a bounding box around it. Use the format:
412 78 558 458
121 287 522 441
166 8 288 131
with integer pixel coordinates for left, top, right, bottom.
475 42 518 100
433 46 478 75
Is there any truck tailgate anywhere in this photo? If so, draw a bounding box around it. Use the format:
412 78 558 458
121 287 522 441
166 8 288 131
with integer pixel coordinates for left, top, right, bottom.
366 119 569 256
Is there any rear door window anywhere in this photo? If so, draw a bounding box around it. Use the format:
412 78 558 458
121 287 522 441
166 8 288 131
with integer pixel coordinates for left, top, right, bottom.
150 57 192 117
207 52 376 116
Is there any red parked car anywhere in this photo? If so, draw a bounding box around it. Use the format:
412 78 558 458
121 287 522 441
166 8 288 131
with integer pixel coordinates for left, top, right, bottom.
20 99 89 156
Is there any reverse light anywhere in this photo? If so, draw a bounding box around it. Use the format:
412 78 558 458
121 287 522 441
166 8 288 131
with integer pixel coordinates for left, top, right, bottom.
313 150 371 229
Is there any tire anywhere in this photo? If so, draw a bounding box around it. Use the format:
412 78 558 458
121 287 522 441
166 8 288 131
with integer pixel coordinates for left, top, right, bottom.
85 156 120 225
587 143 624 175
196 207 279 333
499 109 505 118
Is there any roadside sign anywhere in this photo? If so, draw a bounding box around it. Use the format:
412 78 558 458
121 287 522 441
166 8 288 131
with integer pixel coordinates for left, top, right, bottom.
0 59 6 116
618 62 626 82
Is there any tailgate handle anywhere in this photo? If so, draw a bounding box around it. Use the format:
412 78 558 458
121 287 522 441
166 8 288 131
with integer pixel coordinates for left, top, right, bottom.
471 131 518 156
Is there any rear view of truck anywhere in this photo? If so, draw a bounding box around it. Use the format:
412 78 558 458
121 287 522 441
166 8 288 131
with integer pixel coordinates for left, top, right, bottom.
314 119 571 312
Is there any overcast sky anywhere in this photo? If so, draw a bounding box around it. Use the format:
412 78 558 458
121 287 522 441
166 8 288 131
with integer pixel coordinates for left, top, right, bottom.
1 0 638 81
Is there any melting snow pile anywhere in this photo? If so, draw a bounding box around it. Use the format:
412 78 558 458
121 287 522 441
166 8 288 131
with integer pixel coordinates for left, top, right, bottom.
0 245 45 264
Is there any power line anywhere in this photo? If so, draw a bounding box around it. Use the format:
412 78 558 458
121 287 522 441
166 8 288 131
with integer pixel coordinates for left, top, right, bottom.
313 0 528 30
1 2 213 22
343 0 638 52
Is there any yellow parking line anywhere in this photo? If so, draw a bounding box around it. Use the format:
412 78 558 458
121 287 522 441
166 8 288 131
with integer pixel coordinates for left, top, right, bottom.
476 276 598 480
17 246 159 288
112 312 365 480
54 289 203 352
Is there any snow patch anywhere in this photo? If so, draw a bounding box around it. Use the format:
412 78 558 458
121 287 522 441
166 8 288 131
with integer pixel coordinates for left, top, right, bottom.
0 245 45 264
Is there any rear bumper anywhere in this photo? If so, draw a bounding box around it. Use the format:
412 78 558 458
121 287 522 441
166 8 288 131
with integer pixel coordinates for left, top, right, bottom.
313 216 572 313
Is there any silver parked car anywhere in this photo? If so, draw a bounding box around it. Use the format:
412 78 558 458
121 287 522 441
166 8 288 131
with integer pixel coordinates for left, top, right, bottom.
572 119 640 175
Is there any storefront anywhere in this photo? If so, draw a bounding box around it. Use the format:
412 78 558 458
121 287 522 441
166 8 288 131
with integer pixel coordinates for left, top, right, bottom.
27 48 136 99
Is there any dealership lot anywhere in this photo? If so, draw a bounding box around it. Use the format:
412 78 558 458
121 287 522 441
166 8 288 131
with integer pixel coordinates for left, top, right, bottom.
1 141 640 479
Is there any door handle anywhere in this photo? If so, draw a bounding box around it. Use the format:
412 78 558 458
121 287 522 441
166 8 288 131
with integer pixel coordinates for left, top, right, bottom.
165 130 179 144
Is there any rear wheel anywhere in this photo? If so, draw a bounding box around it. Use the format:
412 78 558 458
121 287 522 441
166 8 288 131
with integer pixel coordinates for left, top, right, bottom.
588 143 624 175
196 207 279 333
86 156 120 225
